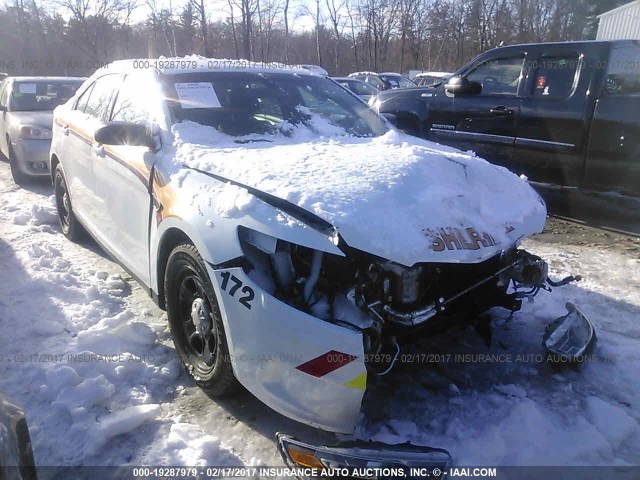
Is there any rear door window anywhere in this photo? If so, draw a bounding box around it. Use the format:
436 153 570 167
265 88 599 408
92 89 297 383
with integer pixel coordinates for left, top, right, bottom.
531 55 581 98
74 82 94 112
110 74 152 124
605 44 640 95
83 74 120 120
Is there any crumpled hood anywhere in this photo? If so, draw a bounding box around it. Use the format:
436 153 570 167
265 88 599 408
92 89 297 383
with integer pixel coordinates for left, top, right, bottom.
171 123 546 266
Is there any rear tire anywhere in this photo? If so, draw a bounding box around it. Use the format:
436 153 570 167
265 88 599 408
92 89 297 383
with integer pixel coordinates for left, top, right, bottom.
53 163 83 241
8 144 28 185
165 243 239 396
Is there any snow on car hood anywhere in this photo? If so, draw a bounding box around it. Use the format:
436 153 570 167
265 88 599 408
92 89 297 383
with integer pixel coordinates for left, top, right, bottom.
169 121 546 266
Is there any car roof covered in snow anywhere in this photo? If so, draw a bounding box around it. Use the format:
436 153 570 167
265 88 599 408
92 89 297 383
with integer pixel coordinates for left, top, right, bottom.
98 57 317 77
414 71 451 78
348 71 377 77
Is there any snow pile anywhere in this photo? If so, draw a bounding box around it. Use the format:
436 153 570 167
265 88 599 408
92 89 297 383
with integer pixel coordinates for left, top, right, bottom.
141 423 242 466
169 122 546 265
0 183 244 467
584 397 638 450
493 384 527 398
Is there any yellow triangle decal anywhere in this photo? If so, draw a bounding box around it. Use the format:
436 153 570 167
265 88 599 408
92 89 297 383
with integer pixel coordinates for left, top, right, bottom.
344 372 367 389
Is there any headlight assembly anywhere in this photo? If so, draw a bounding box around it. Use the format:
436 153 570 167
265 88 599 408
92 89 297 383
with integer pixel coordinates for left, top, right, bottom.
277 433 452 480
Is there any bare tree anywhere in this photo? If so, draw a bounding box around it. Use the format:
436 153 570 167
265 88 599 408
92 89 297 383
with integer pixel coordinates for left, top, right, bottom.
358 0 398 70
256 0 282 61
189 0 212 56
231 0 258 59
176 2 197 55
56 0 139 61
283 0 290 61
147 0 178 56
325 0 347 71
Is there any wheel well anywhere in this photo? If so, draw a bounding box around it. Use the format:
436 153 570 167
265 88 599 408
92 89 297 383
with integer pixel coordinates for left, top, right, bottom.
50 154 60 183
156 228 193 310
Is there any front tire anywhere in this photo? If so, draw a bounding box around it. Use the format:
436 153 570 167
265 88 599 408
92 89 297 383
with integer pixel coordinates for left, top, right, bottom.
8 144 28 185
165 243 238 396
54 163 83 241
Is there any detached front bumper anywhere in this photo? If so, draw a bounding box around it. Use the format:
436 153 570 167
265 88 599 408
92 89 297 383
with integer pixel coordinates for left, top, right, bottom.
12 138 50 176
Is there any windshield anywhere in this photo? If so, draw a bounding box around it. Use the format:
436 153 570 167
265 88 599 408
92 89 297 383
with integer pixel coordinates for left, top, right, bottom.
163 72 388 139
10 80 83 112
339 79 378 96
379 74 415 88
415 76 442 86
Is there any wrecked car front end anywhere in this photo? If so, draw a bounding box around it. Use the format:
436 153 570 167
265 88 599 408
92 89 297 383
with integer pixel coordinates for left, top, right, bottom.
201 203 585 435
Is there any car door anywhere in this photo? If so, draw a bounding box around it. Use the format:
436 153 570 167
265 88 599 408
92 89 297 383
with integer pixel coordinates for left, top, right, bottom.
65 74 121 237
93 72 161 286
515 44 607 187
54 81 96 218
426 52 528 169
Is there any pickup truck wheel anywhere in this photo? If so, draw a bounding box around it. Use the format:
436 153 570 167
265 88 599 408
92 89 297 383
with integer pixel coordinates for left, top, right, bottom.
165 243 239 396
53 164 84 241
8 144 29 185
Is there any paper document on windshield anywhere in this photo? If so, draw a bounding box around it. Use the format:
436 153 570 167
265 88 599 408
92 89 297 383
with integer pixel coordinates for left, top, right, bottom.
175 82 222 109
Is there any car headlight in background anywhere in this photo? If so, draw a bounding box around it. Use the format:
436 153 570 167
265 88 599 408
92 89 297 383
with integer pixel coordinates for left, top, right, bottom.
20 126 52 139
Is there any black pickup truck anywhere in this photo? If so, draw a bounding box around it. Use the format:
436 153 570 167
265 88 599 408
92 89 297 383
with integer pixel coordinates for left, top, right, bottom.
375 40 640 196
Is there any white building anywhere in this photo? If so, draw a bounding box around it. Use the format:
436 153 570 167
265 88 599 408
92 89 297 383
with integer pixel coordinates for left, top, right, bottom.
597 0 640 40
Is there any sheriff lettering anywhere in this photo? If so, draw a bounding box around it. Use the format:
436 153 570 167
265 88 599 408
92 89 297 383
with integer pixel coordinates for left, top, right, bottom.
426 227 497 252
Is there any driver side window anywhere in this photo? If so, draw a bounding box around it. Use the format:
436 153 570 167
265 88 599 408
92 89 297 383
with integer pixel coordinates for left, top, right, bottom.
466 56 524 96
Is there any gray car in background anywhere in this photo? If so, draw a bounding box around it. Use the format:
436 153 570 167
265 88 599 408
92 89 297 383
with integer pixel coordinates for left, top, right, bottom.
0 77 84 184
332 77 379 103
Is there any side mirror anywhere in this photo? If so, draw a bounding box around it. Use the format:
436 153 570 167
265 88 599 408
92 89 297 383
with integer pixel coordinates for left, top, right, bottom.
94 121 155 150
381 112 398 126
0 105 6 112
444 76 482 96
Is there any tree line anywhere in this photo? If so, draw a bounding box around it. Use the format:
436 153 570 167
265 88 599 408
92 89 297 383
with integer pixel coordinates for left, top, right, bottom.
0 0 629 78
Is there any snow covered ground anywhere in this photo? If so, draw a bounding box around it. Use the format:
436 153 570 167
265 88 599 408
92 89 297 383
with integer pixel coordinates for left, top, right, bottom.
1 160 639 473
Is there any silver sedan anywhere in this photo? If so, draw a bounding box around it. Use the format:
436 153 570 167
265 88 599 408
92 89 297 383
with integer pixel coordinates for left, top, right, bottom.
0 77 84 184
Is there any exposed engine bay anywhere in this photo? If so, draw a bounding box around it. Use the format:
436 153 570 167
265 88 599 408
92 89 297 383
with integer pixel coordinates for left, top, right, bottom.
238 226 581 376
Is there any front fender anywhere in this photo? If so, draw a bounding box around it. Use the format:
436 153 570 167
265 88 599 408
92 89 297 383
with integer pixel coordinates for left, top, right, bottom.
207 264 367 433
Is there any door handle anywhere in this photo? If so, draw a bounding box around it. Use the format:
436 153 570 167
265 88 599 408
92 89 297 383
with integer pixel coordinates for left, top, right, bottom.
489 106 514 116
93 144 105 157
62 126 69 136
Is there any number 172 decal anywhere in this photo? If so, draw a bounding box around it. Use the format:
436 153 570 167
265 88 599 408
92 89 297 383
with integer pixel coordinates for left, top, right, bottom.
219 271 255 309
